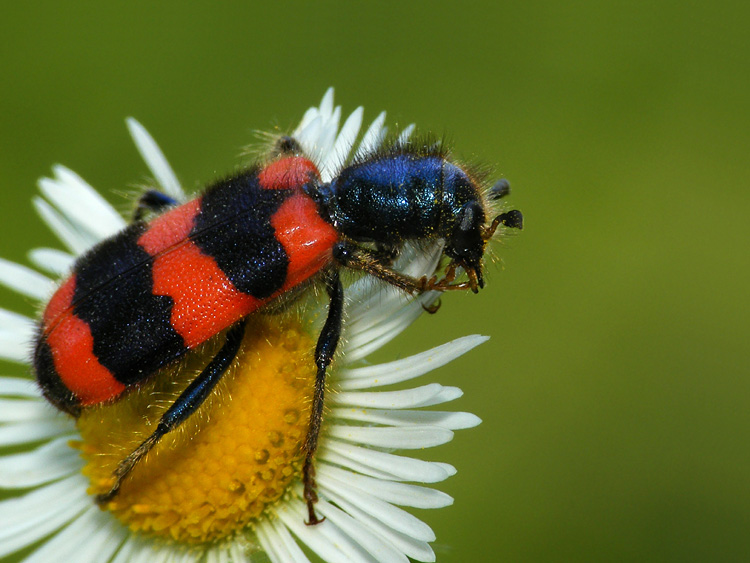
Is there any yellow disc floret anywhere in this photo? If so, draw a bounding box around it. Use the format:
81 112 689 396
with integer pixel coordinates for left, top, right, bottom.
75 317 316 544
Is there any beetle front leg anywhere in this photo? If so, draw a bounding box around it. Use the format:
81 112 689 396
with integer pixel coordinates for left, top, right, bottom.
303 269 344 525
333 241 477 294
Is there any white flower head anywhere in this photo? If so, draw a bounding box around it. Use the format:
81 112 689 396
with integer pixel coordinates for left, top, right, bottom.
0 89 486 563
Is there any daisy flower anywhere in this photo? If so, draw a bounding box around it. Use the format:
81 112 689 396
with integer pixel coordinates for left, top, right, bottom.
0 89 488 562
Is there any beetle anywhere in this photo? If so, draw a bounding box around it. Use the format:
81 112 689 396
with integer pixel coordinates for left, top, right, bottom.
33 134 522 525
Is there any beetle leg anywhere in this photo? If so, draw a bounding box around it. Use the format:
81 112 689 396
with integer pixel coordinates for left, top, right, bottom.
333 242 428 294
95 322 246 505
421 295 443 314
303 269 343 525
333 242 476 294
132 189 179 221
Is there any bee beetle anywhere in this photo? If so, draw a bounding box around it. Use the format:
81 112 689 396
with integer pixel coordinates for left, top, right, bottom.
33 134 522 525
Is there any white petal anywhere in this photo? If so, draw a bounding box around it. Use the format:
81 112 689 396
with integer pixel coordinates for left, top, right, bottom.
0 257 54 300
25 506 126 563
318 476 435 542
320 106 363 182
334 383 442 408
345 277 434 329
433 462 457 477
205 547 222 563
126 118 185 200
343 295 434 362
42 166 126 238
320 447 412 481
331 407 481 430
0 398 56 422
0 436 80 488
333 384 462 409
50 166 125 228
209 543 242 563
355 111 387 159
345 282 408 327
295 106 320 135
33 197 94 254
110 538 142 563
300 502 385 562
205 548 219 563
0 475 89 558
257 518 310 563
396 124 416 145
315 498 409 563
344 282 406 326
28 247 75 276
0 308 34 362
0 376 40 397
338 276 384 316
319 486 436 562
227 540 252 563
314 106 341 169
296 115 323 154
124 540 173 563
328 424 453 449
321 440 453 483
397 242 444 277
288 499 381 563
275 502 354 563
419 386 464 406
339 335 489 390
0 418 73 446
318 87 335 122
0 337 33 363
173 548 202 563
335 107 364 156
319 465 453 509
0 307 34 333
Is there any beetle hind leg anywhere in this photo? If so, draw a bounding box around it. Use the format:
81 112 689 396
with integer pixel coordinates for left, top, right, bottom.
95 322 246 505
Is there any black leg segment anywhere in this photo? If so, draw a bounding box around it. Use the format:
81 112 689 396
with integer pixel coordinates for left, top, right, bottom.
303 269 344 525
132 189 179 221
96 321 247 504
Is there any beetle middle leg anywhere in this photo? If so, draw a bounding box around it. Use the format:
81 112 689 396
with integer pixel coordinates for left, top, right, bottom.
302 269 343 525
96 322 246 505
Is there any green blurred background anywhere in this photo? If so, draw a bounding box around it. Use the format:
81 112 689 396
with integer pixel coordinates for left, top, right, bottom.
1 1 748 561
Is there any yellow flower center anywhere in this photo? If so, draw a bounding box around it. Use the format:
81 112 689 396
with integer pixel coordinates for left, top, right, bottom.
75 317 316 544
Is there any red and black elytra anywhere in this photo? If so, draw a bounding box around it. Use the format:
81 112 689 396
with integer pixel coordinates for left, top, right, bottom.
33 135 522 525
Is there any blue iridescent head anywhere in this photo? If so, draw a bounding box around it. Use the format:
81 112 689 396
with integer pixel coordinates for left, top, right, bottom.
312 142 522 291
